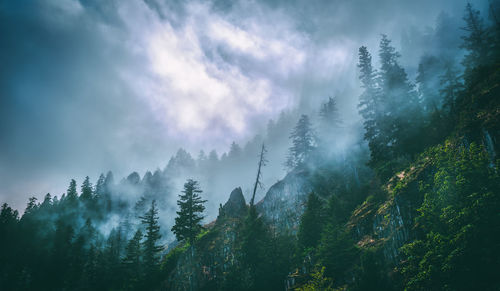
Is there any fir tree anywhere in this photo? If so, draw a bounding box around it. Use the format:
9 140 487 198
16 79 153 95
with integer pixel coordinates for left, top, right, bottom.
318 97 341 149
439 62 463 115
171 179 206 244
80 176 93 201
66 179 78 201
123 229 143 289
461 3 490 73
286 114 316 169
140 200 162 268
357 46 381 160
319 97 340 126
297 193 324 251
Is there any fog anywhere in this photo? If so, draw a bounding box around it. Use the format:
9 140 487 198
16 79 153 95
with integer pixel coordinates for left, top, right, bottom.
0 0 490 215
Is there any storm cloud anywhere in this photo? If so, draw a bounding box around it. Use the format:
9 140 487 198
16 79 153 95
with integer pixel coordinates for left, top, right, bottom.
0 0 489 209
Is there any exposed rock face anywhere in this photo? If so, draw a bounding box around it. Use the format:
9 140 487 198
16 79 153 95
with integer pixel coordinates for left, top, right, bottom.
220 187 246 218
256 168 313 234
166 188 246 290
165 168 314 290
348 161 430 265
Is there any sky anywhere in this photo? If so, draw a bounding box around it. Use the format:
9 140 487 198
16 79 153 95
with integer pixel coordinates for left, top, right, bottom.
0 0 489 210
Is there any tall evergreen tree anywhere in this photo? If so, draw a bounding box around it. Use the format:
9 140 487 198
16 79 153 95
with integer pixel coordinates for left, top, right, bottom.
319 97 340 126
80 176 93 201
286 114 316 169
357 46 383 167
461 3 490 73
172 179 206 244
66 179 78 201
123 229 143 289
297 193 324 252
239 204 272 290
318 97 342 150
416 54 442 113
140 200 162 268
95 173 106 197
439 62 463 115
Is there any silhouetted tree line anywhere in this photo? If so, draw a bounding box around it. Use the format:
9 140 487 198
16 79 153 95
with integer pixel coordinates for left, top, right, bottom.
2 2 500 291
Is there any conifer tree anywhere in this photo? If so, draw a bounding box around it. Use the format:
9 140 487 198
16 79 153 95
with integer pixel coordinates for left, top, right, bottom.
95 174 106 198
319 97 340 126
318 97 341 149
461 3 490 73
172 180 206 244
67 179 78 201
297 193 324 251
140 200 162 268
439 62 463 115
416 55 442 113
358 46 382 162
286 115 316 169
123 229 143 288
240 204 271 290
80 176 93 201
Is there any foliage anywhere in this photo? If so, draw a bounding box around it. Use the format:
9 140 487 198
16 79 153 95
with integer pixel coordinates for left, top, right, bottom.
171 179 207 244
400 142 500 290
286 114 316 170
295 266 336 291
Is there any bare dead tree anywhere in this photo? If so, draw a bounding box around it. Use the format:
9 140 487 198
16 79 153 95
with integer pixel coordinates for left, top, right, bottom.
250 144 267 206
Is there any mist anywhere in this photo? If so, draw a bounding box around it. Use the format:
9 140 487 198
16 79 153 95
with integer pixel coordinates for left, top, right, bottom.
0 0 490 220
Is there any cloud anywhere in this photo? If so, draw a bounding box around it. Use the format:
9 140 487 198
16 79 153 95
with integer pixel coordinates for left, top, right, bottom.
0 0 490 210
116 1 307 146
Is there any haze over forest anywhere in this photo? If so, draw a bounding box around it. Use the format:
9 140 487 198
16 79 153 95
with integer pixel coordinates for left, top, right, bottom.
0 0 486 210
1 0 499 290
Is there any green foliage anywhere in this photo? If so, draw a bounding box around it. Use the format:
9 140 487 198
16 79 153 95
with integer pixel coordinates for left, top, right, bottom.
286 114 316 169
296 266 336 291
297 193 325 251
317 222 357 280
140 200 163 269
172 179 207 244
353 248 393 291
400 142 500 290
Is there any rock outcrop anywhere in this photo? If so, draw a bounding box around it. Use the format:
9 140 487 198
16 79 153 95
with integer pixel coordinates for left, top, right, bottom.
166 187 247 290
219 187 246 218
256 168 312 234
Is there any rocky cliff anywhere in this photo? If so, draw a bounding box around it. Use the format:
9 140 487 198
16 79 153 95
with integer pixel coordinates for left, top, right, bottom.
256 168 312 234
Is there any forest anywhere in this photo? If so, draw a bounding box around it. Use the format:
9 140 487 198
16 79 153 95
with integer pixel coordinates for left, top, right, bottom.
1 2 500 291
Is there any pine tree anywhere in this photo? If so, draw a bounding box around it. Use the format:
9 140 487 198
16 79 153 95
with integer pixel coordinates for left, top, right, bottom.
416 54 442 113
80 176 93 201
319 97 340 126
461 3 490 73
172 180 206 244
439 62 463 115
318 97 341 148
123 229 143 289
67 179 78 201
297 193 324 252
140 201 162 268
41 193 52 207
357 46 382 164
375 35 423 178
95 174 106 197
240 204 271 290
229 141 242 159
286 115 316 169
